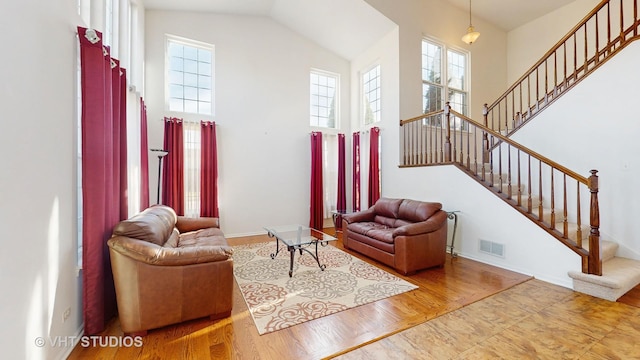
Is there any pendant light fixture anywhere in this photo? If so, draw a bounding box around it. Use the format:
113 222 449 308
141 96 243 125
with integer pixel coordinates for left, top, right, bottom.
461 0 480 44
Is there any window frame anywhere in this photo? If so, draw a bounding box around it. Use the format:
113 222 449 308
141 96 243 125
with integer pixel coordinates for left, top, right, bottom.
362 63 381 125
421 37 470 128
165 35 215 116
309 68 340 129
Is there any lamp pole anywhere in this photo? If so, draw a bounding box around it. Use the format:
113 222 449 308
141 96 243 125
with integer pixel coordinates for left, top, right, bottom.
150 149 169 204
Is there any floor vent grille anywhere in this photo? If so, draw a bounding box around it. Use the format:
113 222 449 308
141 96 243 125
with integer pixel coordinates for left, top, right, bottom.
479 239 505 258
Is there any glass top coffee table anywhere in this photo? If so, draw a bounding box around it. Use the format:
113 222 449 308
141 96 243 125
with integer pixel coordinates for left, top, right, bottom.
264 225 337 277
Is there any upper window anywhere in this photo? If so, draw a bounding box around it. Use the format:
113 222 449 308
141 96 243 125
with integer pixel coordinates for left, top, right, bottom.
362 64 381 125
166 36 214 115
310 70 339 128
422 38 469 123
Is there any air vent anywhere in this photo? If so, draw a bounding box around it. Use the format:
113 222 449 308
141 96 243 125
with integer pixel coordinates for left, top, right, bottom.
479 239 505 258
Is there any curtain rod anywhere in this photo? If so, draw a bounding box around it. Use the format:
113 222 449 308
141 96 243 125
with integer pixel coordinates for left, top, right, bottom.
160 118 214 124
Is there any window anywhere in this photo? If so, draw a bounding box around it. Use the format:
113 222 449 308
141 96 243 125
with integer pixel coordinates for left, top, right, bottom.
167 36 214 115
422 38 469 128
183 122 201 218
362 64 381 125
310 70 339 128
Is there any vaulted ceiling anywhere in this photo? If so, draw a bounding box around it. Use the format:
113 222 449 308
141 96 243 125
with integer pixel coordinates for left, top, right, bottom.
141 0 576 59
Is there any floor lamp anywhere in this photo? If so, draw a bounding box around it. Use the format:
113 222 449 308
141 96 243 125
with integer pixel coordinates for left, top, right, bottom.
151 148 169 204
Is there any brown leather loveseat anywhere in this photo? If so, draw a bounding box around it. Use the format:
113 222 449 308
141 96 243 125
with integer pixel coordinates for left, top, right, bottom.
107 205 233 335
341 198 448 275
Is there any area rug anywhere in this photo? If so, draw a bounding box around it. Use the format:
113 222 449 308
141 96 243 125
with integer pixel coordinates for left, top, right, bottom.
231 241 418 335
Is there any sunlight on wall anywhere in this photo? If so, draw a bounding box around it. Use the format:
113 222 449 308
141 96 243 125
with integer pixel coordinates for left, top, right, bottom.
24 198 62 359
47 198 60 332
25 275 44 359
129 165 141 215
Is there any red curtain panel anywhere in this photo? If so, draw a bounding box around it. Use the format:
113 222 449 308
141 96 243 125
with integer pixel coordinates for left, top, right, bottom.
337 133 346 212
200 121 219 217
139 98 150 210
368 127 381 208
78 26 127 335
352 132 361 211
310 131 324 230
162 117 185 215
118 67 128 219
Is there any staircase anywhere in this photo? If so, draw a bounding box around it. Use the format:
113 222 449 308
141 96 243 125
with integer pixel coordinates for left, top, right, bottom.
399 0 640 301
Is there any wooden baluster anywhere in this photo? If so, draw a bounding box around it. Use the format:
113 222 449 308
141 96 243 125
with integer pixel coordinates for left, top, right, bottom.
517 149 522 207
584 23 588 75
553 51 557 96
576 184 582 248
588 170 601 275
538 161 543 221
489 135 495 186
528 155 533 213
595 12 600 65
563 174 568 239
473 125 478 175
439 114 444 162
466 121 471 169
634 0 638 37
607 3 611 49
444 103 451 162
544 59 548 103
573 33 578 82
620 0 625 43
497 143 503 193
482 104 489 166
527 75 531 118
507 144 512 199
519 83 523 122
563 42 567 87
550 169 556 228
404 123 408 166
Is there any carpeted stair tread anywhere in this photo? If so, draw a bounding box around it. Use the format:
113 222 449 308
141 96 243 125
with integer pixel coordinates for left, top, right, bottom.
568 256 640 301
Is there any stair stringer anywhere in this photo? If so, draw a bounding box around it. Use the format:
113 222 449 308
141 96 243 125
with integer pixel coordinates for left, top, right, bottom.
453 162 640 301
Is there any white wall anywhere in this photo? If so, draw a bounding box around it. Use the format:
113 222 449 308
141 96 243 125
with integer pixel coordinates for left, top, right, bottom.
385 166 580 288
365 0 508 121
507 0 601 84
350 27 400 209
510 40 640 260
0 1 84 359
144 10 351 236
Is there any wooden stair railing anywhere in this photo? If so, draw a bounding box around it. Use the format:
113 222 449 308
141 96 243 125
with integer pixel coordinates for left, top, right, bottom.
485 0 640 137
400 104 601 275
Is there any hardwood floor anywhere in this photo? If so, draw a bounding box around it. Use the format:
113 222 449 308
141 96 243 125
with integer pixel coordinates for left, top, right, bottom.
336 279 640 359
67 231 639 359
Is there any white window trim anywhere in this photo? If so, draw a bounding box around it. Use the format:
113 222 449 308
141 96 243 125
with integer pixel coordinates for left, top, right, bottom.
361 62 381 126
310 68 340 131
421 36 470 117
164 34 216 116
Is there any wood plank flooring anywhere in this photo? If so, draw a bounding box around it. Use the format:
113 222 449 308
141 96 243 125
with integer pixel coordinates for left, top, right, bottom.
336 279 640 359
67 230 639 359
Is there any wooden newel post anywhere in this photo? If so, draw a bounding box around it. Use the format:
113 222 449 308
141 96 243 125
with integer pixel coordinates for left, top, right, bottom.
444 102 452 162
482 103 489 163
587 169 602 275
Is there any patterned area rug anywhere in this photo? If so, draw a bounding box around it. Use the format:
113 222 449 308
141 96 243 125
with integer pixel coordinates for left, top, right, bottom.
232 241 418 335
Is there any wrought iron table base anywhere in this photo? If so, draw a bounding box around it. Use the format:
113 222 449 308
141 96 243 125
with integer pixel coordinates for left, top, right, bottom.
268 233 329 277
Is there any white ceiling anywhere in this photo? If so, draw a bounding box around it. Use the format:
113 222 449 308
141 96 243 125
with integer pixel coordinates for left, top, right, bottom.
141 0 577 58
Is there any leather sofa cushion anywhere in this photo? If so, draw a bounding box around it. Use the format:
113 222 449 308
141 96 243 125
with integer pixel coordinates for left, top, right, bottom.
373 198 403 219
347 222 394 244
113 205 177 246
179 227 227 247
398 199 442 222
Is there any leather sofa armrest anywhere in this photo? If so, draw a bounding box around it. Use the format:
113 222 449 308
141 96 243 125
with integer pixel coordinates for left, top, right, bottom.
176 216 219 233
108 236 232 266
341 208 376 224
392 211 447 236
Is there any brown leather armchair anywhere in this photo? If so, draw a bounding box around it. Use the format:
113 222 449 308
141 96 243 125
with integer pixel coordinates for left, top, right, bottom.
341 198 448 275
107 205 233 335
